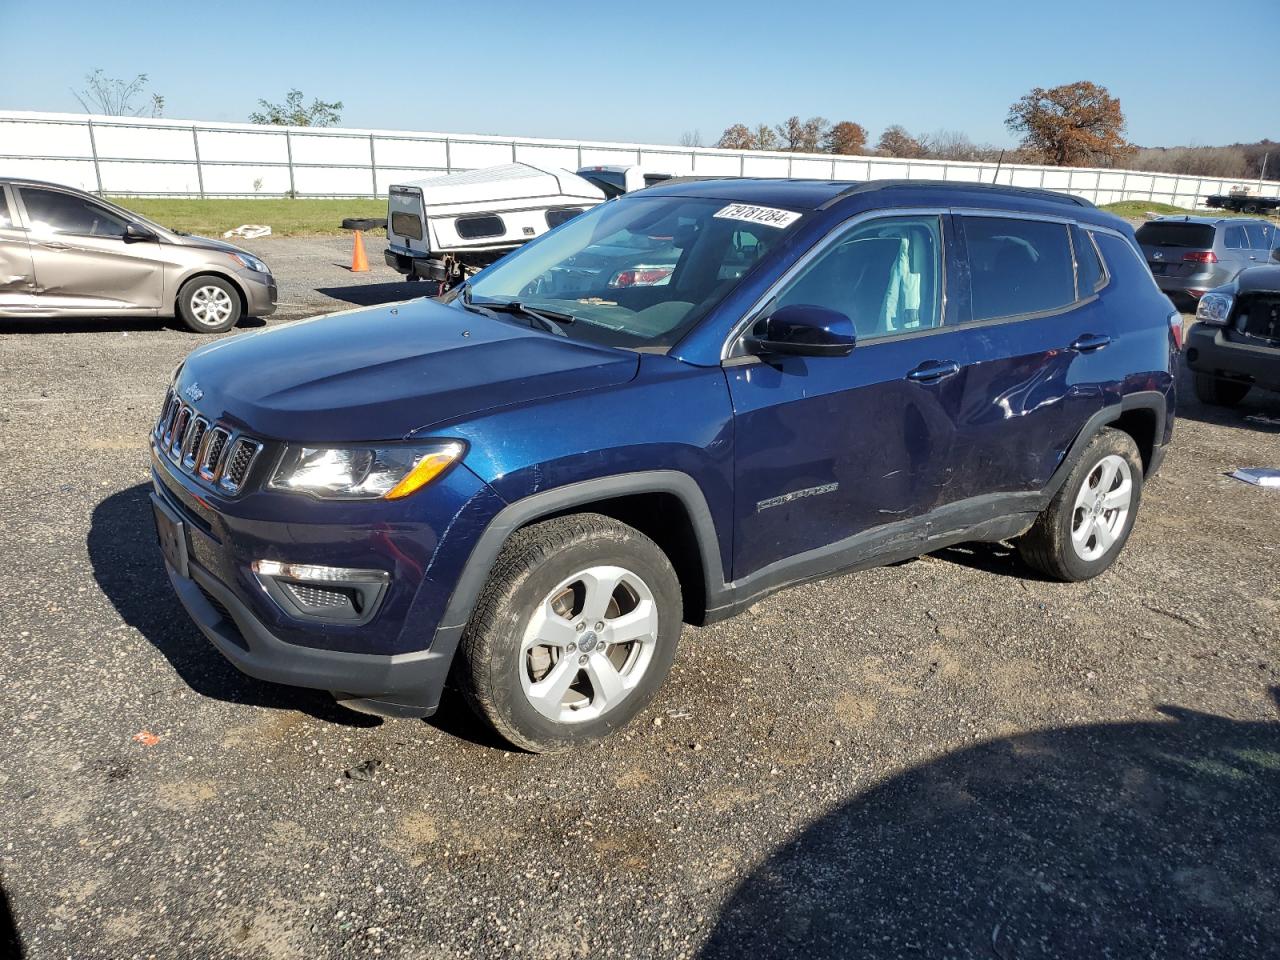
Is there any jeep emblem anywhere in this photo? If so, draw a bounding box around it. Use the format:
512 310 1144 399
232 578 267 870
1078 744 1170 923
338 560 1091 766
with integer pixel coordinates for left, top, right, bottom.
184 382 204 403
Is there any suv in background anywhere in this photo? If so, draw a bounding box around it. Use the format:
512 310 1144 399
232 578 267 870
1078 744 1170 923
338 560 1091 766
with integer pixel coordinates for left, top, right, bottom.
1136 215 1276 304
151 179 1177 752
0 178 276 333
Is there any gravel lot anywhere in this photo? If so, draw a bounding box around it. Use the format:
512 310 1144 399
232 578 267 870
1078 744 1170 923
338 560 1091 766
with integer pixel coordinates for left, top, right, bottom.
1 234 1278 959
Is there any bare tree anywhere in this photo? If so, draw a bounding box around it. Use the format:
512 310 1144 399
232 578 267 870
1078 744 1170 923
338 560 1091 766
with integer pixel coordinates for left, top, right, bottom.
753 123 780 152
774 116 829 152
250 90 343 127
72 70 164 117
717 124 755 150
678 129 703 148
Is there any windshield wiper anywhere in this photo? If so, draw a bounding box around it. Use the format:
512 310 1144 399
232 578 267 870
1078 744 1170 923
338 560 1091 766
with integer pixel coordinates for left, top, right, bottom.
473 299 576 336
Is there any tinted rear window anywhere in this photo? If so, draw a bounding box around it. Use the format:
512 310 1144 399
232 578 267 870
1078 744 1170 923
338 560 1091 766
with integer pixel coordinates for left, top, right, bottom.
964 216 1076 321
390 211 422 240
1135 222 1215 248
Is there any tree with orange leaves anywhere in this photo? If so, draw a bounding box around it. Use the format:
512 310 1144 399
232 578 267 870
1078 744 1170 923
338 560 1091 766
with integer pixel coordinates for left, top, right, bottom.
1006 81 1132 167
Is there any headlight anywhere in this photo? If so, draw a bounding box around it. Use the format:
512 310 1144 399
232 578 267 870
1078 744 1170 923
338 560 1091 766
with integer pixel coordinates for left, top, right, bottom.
228 252 271 274
1195 292 1233 326
269 441 465 500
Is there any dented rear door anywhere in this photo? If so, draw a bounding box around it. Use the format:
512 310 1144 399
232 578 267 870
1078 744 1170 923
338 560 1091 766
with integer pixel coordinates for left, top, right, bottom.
0 184 36 312
16 186 162 314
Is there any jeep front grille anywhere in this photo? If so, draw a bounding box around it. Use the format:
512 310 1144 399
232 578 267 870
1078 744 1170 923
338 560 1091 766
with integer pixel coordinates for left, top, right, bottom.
154 388 264 495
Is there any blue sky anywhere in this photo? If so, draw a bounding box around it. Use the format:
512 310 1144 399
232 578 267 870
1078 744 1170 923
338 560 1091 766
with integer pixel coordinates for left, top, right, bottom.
2 0 1275 147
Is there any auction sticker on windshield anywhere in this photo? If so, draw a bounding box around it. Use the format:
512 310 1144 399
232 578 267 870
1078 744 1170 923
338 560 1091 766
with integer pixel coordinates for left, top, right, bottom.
713 203 802 229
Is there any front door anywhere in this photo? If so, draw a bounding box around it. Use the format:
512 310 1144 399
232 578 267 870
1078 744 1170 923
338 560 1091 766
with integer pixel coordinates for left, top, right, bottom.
16 186 163 314
0 185 36 313
725 212 968 581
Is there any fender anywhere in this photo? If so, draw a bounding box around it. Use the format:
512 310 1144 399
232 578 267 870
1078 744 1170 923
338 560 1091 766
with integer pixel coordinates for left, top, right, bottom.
426 470 729 665
1042 389 1169 501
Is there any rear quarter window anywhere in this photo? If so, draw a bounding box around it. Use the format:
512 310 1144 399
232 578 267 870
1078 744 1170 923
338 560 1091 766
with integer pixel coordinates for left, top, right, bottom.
1135 222 1215 248
963 216 1076 321
455 215 505 240
1075 227 1107 294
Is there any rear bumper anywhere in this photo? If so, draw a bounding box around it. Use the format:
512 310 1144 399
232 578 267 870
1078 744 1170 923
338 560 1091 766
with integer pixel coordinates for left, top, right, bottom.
161 541 449 717
384 249 446 281
1155 268 1231 297
1185 323 1280 390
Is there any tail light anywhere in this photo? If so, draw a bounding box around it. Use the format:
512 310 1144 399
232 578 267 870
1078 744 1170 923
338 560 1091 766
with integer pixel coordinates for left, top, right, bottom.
1167 309 1184 350
1182 251 1219 264
609 266 673 288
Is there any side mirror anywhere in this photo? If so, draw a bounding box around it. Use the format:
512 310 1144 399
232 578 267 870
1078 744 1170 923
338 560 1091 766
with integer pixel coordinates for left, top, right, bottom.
744 304 856 358
124 222 155 243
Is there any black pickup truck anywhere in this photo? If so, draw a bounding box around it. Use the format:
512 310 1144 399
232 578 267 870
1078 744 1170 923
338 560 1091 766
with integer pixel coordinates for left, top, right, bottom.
1186 264 1280 405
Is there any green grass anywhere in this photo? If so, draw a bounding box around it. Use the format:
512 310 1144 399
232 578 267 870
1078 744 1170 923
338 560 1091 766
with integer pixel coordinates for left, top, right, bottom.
107 197 387 237
1101 199 1278 222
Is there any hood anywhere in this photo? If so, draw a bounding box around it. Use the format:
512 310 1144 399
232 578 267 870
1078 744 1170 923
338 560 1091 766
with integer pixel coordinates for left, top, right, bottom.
175 298 639 443
168 232 256 257
1232 264 1280 296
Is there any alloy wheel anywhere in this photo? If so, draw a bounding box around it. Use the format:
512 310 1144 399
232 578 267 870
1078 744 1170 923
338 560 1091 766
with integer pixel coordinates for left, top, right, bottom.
1070 454 1133 562
190 285 234 327
519 565 659 724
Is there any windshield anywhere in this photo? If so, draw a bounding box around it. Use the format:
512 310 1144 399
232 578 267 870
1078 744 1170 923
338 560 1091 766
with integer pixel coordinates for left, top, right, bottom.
463 195 799 350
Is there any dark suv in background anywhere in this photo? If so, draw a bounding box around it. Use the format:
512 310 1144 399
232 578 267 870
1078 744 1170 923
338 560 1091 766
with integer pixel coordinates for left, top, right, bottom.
1136 215 1276 303
150 179 1178 752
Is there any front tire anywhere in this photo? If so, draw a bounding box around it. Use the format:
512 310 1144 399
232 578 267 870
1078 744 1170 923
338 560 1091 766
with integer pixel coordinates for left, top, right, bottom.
1017 428 1143 582
1193 372 1250 407
455 514 682 752
176 275 242 333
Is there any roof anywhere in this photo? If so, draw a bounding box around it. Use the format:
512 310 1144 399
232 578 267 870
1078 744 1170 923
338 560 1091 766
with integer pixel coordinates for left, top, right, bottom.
641 177 1107 219
1147 215 1260 225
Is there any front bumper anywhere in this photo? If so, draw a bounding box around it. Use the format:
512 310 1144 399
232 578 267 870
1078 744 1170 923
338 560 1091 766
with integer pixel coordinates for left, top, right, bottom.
1185 323 1280 390
159 529 448 717
241 272 278 317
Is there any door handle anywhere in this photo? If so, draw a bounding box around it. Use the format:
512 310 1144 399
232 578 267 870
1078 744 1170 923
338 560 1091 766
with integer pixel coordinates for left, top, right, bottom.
906 360 961 383
1070 333 1111 353
37 240 69 250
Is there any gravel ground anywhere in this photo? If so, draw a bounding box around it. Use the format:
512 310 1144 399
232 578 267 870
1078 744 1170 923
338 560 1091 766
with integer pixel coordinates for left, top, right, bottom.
1 235 1278 959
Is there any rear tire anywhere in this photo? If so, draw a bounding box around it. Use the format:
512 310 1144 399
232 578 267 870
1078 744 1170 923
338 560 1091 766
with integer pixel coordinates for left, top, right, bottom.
455 514 682 753
1193 372 1250 407
176 275 242 333
1017 428 1143 582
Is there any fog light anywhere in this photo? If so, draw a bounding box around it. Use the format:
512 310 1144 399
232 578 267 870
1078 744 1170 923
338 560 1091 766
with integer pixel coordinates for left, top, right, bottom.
252 560 389 624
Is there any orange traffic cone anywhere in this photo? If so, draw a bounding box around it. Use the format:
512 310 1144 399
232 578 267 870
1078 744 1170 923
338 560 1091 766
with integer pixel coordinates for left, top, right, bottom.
350 230 369 272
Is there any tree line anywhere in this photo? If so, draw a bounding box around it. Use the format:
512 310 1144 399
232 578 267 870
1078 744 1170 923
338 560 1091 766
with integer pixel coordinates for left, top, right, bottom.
710 81 1275 181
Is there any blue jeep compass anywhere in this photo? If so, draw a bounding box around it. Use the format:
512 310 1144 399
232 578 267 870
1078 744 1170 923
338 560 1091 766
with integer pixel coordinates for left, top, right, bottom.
151 179 1178 751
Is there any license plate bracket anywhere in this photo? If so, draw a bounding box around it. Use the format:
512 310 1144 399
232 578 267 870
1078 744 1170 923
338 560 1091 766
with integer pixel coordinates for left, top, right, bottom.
152 495 189 579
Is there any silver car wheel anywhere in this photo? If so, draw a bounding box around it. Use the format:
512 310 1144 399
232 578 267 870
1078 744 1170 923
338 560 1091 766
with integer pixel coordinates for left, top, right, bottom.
1070 453 1133 562
519 565 659 725
189 285 234 327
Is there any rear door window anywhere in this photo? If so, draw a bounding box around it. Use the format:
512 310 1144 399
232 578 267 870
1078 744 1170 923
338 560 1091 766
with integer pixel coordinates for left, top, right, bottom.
1222 224 1250 250
0 187 11 228
962 216 1076 321
1134 222 1215 248
19 188 129 238
1244 222 1271 250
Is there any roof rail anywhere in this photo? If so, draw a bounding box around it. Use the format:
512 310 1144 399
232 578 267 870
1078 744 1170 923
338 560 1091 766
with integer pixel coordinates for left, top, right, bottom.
816 179 1095 211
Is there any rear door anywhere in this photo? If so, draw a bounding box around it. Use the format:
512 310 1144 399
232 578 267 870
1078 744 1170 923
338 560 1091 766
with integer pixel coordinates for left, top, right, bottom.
1219 223 1255 278
16 186 163 313
0 185 36 312
387 185 428 257
1245 221 1274 266
942 213 1111 503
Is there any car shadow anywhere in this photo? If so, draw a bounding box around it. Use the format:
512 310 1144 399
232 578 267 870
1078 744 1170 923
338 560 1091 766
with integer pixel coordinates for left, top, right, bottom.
930 540 1053 580
88 483 380 727
315 282 427 307
0 880 21 960
701 689 1280 960
0 316 266 335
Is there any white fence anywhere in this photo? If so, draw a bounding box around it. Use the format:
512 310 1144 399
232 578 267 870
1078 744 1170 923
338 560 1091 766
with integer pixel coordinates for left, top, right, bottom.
1 110 1277 209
